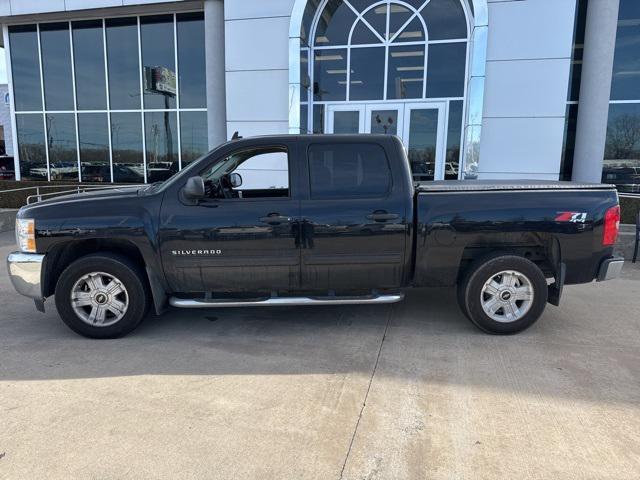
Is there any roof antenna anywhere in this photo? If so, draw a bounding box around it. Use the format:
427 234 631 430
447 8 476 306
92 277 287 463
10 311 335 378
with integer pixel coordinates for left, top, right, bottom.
231 131 243 140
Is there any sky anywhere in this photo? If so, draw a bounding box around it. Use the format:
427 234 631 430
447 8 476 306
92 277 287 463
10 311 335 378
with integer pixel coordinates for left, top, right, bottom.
0 48 6 83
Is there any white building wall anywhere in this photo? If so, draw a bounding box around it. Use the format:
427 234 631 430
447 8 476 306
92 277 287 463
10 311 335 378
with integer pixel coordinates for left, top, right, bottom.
478 0 576 180
0 84 12 156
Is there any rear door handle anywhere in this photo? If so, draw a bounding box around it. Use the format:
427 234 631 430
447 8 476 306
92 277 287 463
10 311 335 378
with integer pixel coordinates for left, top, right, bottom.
367 211 400 222
260 213 291 225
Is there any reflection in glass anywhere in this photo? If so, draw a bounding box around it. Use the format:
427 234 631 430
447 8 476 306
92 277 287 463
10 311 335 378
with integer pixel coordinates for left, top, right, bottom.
446 101 463 180
9 25 42 112
177 12 206 108
363 5 387 39
370 110 398 135
314 0 356 46
568 0 587 102
73 20 107 110
314 49 347 101
603 103 640 193
334 111 360 133
388 3 413 39
313 104 325 134
560 105 578 181
351 20 381 45
610 1 640 101
421 0 468 40
46 113 78 181
106 17 140 110
301 104 309 133
350 47 385 100
387 45 424 99
407 108 438 181
40 23 75 111
301 49 310 102
16 114 47 181
394 16 425 43
111 113 144 184
426 43 466 98
78 113 110 182
145 111 178 182
141 15 176 109
180 111 209 165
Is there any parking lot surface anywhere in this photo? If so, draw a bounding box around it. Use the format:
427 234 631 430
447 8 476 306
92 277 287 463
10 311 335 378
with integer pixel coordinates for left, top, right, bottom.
1 230 639 479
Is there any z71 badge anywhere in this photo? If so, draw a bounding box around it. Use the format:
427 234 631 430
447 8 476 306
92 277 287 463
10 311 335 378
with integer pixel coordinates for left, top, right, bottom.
555 212 587 223
171 249 222 256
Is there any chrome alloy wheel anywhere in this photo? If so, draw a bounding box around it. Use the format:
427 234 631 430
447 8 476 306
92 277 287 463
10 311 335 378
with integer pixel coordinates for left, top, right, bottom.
70 272 129 327
480 270 534 323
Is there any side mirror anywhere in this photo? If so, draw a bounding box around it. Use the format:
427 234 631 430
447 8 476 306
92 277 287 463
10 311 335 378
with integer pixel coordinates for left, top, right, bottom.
229 172 243 188
182 176 205 203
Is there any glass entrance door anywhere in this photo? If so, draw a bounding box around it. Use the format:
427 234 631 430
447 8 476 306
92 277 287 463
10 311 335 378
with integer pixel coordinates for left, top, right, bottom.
325 102 449 180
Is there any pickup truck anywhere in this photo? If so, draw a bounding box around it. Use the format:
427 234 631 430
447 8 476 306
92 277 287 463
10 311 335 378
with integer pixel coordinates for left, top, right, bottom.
7 135 624 339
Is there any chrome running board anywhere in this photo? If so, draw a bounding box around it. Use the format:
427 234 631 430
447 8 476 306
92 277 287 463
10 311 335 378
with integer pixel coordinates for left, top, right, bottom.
169 293 404 308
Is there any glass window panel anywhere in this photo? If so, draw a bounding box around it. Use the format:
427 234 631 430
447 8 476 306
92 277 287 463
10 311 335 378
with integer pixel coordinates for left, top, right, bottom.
426 42 466 98
346 0 377 13
421 0 468 40
314 49 347 101
106 17 140 110
446 100 463 180
301 0 321 46
363 4 388 39
73 20 107 110
349 47 385 100
141 15 176 109
388 4 413 40
40 23 74 111
46 113 78 181
177 12 206 108
301 104 309 133
308 143 390 199
603 103 640 193
407 108 439 181
568 0 587 101
180 111 208 166
610 2 640 101
387 45 425 99
9 25 42 112
78 113 110 182
334 111 360 133
394 16 425 43
314 0 357 46
370 110 398 135
351 20 381 45
313 104 325 134
16 114 47 181
301 49 310 102
111 113 144 183
561 104 578 181
145 111 178 182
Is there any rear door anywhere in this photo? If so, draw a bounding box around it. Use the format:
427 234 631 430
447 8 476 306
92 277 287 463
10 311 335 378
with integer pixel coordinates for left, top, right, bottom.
299 138 409 292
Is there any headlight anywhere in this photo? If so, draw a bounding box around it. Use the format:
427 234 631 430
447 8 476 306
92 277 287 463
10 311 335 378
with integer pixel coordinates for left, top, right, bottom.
16 219 36 253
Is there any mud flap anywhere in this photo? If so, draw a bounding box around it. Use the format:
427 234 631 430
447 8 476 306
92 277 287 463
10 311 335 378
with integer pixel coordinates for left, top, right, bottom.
548 262 566 307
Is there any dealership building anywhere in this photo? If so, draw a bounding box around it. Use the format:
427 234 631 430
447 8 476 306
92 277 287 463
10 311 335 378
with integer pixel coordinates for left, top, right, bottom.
0 0 638 191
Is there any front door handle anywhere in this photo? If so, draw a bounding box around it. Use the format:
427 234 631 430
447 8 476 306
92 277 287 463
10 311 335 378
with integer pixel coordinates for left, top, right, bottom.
260 213 291 225
367 211 400 222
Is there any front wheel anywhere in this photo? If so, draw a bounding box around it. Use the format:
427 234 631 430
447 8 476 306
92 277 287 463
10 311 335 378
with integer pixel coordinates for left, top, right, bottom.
458 254 548 335
55 254 149 339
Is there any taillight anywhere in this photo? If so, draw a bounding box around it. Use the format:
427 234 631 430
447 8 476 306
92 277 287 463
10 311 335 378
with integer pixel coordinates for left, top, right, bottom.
602 205 620 246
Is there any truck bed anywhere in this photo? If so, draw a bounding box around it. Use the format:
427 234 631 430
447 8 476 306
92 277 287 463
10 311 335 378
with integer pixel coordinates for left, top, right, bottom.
415 180 614 193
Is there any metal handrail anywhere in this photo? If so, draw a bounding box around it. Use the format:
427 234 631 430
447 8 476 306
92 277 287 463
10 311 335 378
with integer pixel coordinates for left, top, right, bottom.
0 184 144 205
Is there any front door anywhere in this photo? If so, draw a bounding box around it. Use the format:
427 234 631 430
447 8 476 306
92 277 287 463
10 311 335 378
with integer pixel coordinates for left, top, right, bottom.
159 144 301 293
325 102 449 180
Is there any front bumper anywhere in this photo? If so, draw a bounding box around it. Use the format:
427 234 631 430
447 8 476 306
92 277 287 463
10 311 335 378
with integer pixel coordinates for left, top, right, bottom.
597 256 625 282
7 252 45 300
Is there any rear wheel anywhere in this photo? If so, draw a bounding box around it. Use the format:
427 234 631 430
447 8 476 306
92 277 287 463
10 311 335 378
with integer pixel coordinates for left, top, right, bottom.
55 254 149 339
458 254 548 334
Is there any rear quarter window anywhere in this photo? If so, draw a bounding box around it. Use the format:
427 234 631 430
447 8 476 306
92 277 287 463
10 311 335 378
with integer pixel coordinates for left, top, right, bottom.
308 143 391 199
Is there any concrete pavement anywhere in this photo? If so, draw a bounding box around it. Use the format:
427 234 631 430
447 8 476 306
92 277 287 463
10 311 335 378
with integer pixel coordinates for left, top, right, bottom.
0 230 639 479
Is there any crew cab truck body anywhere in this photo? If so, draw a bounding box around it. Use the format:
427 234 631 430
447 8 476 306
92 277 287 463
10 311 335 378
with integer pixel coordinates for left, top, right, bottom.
7 135 624 338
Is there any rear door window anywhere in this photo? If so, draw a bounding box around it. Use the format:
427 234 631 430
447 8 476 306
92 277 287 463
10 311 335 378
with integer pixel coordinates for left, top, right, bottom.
308 143 391 199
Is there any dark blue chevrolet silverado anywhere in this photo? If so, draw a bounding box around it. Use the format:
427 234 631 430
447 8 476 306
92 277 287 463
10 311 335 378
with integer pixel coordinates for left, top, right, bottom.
7 135 624 338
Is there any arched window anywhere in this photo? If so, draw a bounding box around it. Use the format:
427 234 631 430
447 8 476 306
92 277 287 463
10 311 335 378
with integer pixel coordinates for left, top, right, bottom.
299 0 473 181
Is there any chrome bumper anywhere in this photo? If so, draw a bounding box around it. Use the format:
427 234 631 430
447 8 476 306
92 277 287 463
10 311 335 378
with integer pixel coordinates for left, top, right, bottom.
6 252 45 300
597 257 625 282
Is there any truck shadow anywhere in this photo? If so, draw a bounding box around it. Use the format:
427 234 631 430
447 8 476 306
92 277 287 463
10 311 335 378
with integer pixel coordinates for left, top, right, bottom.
1 282 639 408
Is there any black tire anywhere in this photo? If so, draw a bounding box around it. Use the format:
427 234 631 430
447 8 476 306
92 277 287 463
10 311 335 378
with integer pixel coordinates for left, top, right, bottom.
54 253 149 339
458 254 548 335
